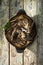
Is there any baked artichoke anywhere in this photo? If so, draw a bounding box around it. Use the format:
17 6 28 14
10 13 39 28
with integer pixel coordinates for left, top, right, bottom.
4 9 37 50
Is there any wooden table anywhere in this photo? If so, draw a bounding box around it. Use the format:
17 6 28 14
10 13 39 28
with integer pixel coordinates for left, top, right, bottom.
0 0 43 65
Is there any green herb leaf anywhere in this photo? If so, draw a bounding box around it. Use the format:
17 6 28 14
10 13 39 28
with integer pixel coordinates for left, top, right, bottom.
4 21 11 31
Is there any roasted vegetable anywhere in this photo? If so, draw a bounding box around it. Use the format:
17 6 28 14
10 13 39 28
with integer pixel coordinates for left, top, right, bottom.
5 9 37 51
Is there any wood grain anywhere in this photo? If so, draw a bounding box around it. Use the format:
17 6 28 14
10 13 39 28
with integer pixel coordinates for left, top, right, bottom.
0 0 9 65
0 0 43 65
36 0 43 65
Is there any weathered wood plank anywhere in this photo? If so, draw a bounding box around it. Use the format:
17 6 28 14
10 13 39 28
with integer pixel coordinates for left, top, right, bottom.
10 0 24 65
0 0 9 65
24 0 38 65
36 0 43 65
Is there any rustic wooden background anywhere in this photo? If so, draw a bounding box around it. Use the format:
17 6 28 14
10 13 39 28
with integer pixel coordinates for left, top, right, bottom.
0 0 43 65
